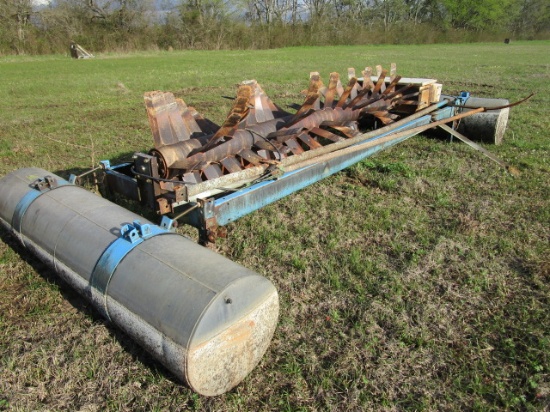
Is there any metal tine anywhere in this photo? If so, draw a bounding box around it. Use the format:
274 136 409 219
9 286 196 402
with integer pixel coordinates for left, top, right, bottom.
298 132 323 149
284 138 305 154
347 68 359 100
177 99 204 138
264 91 291 118
362 67 375 91
390 63 397 82
336 77 358 108
238 149 267 165
221 157 243 173
353 84 410 111
345 77 374 109
254 81 274 123
202 83 253 150
381 75 403 96
145 91 192 147
375 65 386 93
310 71 326 110
336 78 344 98
310 127 345 142
251 81 290 118
241 80 260 126
182 171 202 184
245 149 274 164
287 73 323 125
273 132 302 144
384 84 416 102
368 111 395 125
256 149 271 160
158 99 189 144
277 145 292 157
192 110 220 135
277 129 304 143
144 91 165 146
323 125 359 138
253 138 283 152
363 103 400 118
203 164 223 180
350 85 391 111
243 80 279 125
237 149 263 166
287 97 318 127
267 127 303 140
324 72 339 108
307 72 323 95
372 69 388 95
315 88 326 110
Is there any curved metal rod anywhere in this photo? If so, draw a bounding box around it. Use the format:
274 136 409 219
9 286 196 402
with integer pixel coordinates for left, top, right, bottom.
455 93 535 111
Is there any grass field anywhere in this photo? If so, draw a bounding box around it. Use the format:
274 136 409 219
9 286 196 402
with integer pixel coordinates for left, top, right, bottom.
0 42 549 411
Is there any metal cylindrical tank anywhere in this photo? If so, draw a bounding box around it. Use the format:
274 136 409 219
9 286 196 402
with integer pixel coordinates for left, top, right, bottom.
0 167 279 396
457 97 510 145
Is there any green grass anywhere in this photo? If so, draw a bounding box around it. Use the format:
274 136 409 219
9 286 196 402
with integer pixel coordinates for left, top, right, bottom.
1 42 549 411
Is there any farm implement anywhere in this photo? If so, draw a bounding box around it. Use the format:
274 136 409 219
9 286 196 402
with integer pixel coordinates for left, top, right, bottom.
98 65 519 244
0 65 524 395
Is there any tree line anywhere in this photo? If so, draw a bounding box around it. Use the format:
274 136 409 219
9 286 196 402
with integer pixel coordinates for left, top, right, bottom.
1 0 549 55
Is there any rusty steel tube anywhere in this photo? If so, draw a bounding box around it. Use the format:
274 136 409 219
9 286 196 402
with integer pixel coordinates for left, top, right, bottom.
0 168 279 396
184 101 449 198
167 117 289 171
164 107 366 172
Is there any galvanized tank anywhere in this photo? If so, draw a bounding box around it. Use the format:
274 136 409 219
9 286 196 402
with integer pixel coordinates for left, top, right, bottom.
0 167 279 396
457 97 510 145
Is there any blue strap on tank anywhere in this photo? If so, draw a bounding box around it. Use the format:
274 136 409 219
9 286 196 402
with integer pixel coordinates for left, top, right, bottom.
90 220 169 320
12 176 71 233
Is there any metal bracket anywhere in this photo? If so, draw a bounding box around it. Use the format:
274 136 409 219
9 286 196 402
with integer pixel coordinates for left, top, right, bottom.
455 91 471 109
450 91 471 142
133 153 162 211
198 198 219 245
12 176 70 233
33 176 59 191
89 220 170 320
120 220 156 244
160 215 176 231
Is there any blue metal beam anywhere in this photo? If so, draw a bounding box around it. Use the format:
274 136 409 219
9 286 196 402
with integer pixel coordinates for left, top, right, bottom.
203 113 436 227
